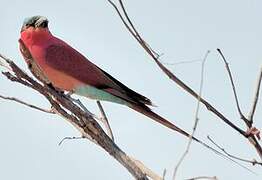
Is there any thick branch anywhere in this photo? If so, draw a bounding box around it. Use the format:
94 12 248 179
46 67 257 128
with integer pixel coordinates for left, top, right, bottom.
0 55 155 180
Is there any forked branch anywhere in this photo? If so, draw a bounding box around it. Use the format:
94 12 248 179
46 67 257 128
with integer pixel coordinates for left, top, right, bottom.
217 49 249 126
248 65 262 124
207 136 262 166
107 0 262 160
0 54 158 180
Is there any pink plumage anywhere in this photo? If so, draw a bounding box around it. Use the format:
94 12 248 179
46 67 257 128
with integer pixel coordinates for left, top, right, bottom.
19 16 192 138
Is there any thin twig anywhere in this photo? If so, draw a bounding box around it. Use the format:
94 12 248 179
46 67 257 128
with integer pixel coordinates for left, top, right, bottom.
66 94 100 120
217 49 262 159
0 94 54 114
51 107 98 144
107 0 248 154
173 51 209 180
58 136 84 146
248 65 262 124
107 0 138 42
107 0 262 159
217 49 249 126
207 136 262 166
161 59 202 66
162 169 167 180
97 101 115 141
106 3 251 158
118 0 145 43
66 96 114 138
185 176 218 180
0 54 12 71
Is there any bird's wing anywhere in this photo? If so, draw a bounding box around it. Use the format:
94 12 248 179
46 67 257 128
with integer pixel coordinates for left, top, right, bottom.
19 39 51 84
45 44 152 105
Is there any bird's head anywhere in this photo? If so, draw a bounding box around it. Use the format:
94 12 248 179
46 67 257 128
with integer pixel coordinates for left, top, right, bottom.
21 16 49 33
20 16 51 45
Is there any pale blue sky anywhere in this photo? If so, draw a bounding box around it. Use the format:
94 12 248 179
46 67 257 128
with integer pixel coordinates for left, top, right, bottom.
0 0 262 179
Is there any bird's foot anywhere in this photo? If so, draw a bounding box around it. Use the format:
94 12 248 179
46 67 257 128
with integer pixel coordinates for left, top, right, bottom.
246 127 260 140
64 91 76 100
46 83 64 94
66 91 74 96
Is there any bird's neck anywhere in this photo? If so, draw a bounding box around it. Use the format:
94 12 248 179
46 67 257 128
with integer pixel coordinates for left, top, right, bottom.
20 27 53 48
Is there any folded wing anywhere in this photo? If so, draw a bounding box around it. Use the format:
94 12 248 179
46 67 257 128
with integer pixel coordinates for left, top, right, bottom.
45 44 153 106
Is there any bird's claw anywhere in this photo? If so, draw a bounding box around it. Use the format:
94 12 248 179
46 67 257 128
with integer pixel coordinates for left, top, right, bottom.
46 83 64 94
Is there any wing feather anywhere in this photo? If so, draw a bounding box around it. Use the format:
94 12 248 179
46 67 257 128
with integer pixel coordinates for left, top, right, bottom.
45 44 152 105
19 39 50 84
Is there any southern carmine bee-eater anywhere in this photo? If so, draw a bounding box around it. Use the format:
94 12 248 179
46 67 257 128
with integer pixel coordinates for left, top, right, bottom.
19 15 192 138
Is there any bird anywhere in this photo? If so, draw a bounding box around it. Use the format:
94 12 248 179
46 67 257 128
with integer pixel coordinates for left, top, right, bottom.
19 15 193 139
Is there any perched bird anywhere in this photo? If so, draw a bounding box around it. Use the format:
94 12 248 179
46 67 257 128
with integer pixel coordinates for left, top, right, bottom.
19 16 191 138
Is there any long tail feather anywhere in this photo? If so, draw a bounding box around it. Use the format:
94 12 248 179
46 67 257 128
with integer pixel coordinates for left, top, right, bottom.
128 103 250 171
129 103 201 142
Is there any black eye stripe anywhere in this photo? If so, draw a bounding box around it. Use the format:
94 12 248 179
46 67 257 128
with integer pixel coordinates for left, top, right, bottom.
23 16 48 29
41 21 48 27
26 23 35 27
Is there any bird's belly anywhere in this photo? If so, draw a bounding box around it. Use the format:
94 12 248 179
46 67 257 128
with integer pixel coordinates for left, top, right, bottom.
43 66 84 91
44 66 128 104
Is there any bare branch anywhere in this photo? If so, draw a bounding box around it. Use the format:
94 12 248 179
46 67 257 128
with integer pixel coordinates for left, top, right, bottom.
248 65 262 123
173 50 209 180
207 136 262 166
161 59 202 66
107 0 138 42
58 136 84 146
0 54 153 180
0 94 54 114
0 54 12 71
217 49 250 126
97 101 115 141
107 0 246 136
130 156 163 180
65 95 115 137
185 176 218 180
51 107 98 144
217 49 262 159
162 169 167 180
107 0 262 159
66 95 99 120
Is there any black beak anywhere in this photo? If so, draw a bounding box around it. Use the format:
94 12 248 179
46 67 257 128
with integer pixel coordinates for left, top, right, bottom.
20 16 49 33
